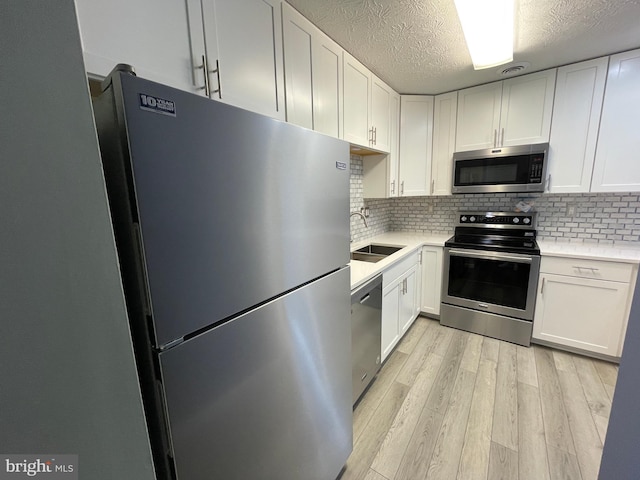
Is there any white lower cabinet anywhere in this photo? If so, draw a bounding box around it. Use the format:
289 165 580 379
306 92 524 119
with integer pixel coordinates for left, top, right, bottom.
532 256 637 358
420 246 443 316
381 251 421 362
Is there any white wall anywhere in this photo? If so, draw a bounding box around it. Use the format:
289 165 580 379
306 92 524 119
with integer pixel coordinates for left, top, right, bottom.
0 1 155 477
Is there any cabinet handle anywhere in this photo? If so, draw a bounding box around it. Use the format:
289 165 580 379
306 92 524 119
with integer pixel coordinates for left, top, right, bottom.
391 180 395 195
419 252 423 265
493 129 497 148
431 179 435 195
374 127 377 145
573 266 600 273
541 278 545 296
369 127 374 145
196 55 211 97
400 181 404 196
546 174 552 192
501 127 505 147
209 59 222 99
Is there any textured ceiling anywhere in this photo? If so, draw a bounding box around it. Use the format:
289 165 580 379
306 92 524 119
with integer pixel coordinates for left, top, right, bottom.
284 0 640 94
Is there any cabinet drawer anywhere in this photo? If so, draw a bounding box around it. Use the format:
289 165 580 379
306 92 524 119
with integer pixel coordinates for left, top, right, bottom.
540 256 633 283
383 250 419 288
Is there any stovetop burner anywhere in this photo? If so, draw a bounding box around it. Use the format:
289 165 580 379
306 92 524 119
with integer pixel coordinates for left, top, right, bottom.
445 211 540 255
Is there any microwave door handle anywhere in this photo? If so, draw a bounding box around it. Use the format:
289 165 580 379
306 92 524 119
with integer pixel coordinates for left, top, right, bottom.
448 249 534 264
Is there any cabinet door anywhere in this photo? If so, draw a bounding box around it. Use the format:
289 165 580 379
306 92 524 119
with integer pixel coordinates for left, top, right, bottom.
370 76 393 153
389 92 401 196
455 82 502 151
432 92 458 196
312 34 343 138
282 3 313 129
421 246 443 316
547 58 608 193
500 69 556 147
533 273 628 356
203 0 285 120
592 49 640 192
381 283 400 362
76 0 197 92
399 267 419 335
343 52 371 147
399 96 434 196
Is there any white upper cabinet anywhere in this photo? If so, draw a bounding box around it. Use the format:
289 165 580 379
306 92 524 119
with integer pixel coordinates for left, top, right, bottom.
311 33 343 138
343 53 395 152
399 96 434 196
281 3 342 136
370 77 393 152
431 92 458 196
455 82 502 151
499 70 556 146
592 49 640 192
547 58 608 193
343 53 372 146
455 69 556 152
75 0 198 92
200 0 285 120
282 3 313 129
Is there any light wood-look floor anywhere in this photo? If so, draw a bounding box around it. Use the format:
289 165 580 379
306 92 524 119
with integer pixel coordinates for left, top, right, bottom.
340 316 618 480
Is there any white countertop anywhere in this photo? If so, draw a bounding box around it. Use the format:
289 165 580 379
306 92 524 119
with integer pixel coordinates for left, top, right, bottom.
538 240 640 264
349 232 450 290
349 233 640 290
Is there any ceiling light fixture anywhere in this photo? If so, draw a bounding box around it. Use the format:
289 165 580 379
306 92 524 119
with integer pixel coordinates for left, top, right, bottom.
454 0 515 70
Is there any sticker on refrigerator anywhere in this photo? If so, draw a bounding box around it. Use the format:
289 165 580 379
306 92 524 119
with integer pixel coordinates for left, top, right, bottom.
335 161 347 170
139 94 176 117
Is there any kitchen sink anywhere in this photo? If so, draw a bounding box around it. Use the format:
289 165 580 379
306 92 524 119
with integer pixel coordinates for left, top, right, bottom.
350 244 404 263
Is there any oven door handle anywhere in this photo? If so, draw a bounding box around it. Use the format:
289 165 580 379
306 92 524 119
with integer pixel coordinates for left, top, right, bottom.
448 249 534 264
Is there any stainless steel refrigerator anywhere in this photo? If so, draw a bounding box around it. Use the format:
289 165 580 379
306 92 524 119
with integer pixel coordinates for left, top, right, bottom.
92 66 352 480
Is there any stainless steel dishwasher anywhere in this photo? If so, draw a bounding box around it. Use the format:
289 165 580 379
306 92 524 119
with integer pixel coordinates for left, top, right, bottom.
351 274 383 405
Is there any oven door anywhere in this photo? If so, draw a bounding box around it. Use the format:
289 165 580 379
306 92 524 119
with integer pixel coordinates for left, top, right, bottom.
442 248 540 320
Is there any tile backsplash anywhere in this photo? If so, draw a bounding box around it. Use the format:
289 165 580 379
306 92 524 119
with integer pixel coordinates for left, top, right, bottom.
350 156 640 246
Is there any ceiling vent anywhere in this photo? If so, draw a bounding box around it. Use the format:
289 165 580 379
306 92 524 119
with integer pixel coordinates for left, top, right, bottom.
498 62 530 77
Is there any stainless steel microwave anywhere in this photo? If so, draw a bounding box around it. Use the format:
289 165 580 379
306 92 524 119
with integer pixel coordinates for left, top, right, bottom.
452 143 548 194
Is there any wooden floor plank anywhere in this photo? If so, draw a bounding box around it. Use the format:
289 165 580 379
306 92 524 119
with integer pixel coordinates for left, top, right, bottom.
592 414 608 445
572 356 612 420
591 358 618 387
488 442 519 480
354 351 409 443
394 407 444 480
396 321 442 386
425 369 476 480
547 445 582 480
430 323 454 357
557 370 603 480
423 330 468 416
534 346 576 455
363 469 389 480
492 342 518 451
370 352 444 479
517 345 539 387
518 382 551 480
342 381 411 480
552 350 578 374
396 316 429 355
481 337 500 364
457 356 497 480
460 332 483 373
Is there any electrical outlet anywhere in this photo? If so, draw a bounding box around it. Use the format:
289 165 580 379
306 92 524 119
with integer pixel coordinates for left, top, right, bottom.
364 207 370 218
566 204 576 216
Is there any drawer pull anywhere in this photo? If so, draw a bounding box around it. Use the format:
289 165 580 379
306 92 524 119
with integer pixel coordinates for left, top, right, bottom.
361 373 368 381
573 266 600 273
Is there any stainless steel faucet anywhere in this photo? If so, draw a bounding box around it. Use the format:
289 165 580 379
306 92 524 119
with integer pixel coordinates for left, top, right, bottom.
350 211 368 228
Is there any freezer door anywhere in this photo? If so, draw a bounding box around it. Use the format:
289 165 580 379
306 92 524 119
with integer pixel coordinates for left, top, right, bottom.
158 268 352 480
116 74 350 346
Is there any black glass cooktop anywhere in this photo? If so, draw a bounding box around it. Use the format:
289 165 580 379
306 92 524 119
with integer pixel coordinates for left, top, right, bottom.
445 228 540 255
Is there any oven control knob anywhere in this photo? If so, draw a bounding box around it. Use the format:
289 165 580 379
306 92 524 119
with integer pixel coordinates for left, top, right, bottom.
461 216 468 222
523 217 531 224
470 216 476 222
513 217 520 224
